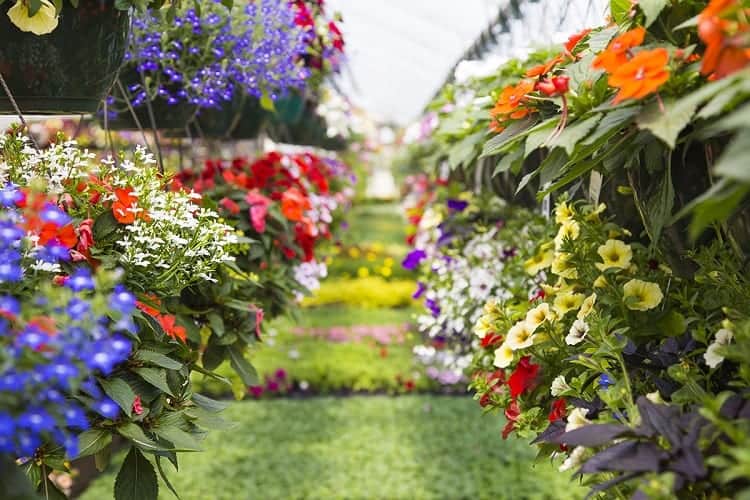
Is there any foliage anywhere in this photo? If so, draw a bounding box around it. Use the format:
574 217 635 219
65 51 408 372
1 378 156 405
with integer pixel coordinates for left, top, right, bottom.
79 396 586 500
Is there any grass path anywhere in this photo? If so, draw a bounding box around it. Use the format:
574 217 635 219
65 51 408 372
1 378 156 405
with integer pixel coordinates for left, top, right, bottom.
80 397 585 500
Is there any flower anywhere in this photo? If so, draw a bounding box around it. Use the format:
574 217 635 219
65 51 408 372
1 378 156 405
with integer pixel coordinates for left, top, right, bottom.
246 191 272 233
595 239 633 271
402 249 426 270
506 321 536 350
526 54 564 78
7 0 59 35
507 356 540 398
157 314 187 343
112 188 149 225
132 395 144 416
698 0 750 79
551 252 578 279
593 275 608 288
564 28 592 55
502 400 520 439
554 201 575 224
550 375 570 396
592 27 646 73
554 220 581 249
623 279 663 311
608 48 670 103
565 407 591 432
553 291 585 317
525 303 555 331
493 343 514 369
565 319 590 345
704 327 734 368
559 446 586 472
281 188 311 222
524 248 554 275
577 293 597 320
490 80 536 121
548 398 567 422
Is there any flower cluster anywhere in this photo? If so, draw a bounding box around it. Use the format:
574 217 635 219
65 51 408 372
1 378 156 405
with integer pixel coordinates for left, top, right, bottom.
291 0 346 87
123 0 309 110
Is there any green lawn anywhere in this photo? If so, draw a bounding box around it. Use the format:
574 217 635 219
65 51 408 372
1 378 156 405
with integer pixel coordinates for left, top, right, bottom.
79 396 585 500
340 202 409 248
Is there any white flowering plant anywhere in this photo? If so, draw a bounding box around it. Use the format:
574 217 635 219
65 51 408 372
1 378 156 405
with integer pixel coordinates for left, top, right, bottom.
468 198 750 498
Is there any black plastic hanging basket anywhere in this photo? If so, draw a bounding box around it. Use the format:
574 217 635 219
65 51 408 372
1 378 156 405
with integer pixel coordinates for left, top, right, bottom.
0 0 129 114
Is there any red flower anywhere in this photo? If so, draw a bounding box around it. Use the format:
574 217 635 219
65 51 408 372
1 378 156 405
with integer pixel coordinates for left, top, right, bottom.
248 385 264 398
508 356 540 398
112 187 149 224
481 333 504 348
157 314 187 343
479 393 492 407
38 222 77 249
281 188 311 222
404 379 416 392
132 395 144 416
219 197 240 215
76 219 94 258
502 400 521 439
548 398 567 422
253 307 264 341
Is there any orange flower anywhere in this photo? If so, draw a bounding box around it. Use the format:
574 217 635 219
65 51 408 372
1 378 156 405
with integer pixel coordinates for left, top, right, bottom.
112 187 149 224
698 0 750 79
608 48 670 103
526 54 564 78
280 188 311 222
38 222 77 249
491 80 536 120
565 28 592 56
592 27 646 73
157 314 187 343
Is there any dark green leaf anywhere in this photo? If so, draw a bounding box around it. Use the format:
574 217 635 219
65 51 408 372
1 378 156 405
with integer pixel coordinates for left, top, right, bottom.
94 446 111 472
644 162 675 244
153 425 203 452
93 211 120 242
117 423 162 451
27 0 41 16
114 447 159 500
637 98 697 149
493 145 524 176
38 475 66 500
75 429 112 458
134 367 174 396
192 393 229 412
207 312 225 337
134 350 183 370
155 457 181 500
715 131 750 182
638 0 668 26
228 345 258 386
550 114 602 155
0 455 39 500
481 117 537 157
99 377 136 417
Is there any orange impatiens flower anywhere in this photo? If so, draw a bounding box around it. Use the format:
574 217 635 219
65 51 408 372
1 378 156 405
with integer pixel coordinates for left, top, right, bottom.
157 314 187 343
565 28 592 56
592 27 646 73
526 54 565 78
112 187 150 224
491 80 536 121
608 48 670 103
698 0 750 79
280 188 311 222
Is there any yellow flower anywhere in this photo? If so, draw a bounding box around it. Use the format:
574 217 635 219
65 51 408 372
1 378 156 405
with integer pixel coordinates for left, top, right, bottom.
551 252 578 279
555 201 575 224
357 267 370 278
593 275 608 288
380 267 392 278
525 303 556 331
473 316 494 338
348 247 361 258
623 279 663 311
553 291 585 317
554 220 581 250
506 321 536 350
595 239 633 271
7 0 58 35
366 252 377 262
494 343 514 368
524 249 554 275
585 202 607 222
371 242 384 253
577 293 597 320
383 257 394 267
541 278 574 298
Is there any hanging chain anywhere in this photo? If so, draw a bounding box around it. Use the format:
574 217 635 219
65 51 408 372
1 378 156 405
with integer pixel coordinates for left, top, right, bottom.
0 71 40 151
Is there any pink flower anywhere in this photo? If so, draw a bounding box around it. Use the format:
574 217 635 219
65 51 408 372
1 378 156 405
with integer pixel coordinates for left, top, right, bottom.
76 219 94 254
248 385 264 398
245 191 272 233
254 307 264 340
132 395 144 415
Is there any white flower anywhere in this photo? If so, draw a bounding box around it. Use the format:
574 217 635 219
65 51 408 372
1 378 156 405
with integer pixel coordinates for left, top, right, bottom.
525 302 555 332
493 343 514 368
550 375 570 397
565 319 589 346
506 321 535 350
704 328 734 368
565 407 591 432
559 446 586 472
469 269 496 301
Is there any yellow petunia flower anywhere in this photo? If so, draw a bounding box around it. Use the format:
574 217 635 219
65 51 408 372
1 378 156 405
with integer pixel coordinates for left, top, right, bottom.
554 220 581 250
494 343 514 368
383 257 394 267
553 291 585 317
555 201 575 224
7 0 59 35
623 279 663 311
584 202 607 222
357 267 370 278
593 275 608 288
595 239 633 271
577 293 597 320
473 316 494 338
551 252 578 280
366 252 377 262
506 321 536 350
348 247 361 258
380 267 392 278
525 303 556 331
524 248 554 275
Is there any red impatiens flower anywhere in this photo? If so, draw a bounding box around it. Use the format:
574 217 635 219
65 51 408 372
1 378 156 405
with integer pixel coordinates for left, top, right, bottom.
608 48 670 103
219 197 240 215
508 356 540 398
281 188 311 222
245 191 272 233
548 398 567 422
526 54 564 78
132 395 144 416
502 400 521 439
112 187 149 224
157 314 187 343
481 333 504 348
38 222 77 249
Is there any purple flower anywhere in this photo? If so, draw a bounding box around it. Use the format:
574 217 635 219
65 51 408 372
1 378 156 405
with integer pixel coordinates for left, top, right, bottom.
425 298 441 318
0 295 20 316
0 184 23 207
274 368 287 381
412 282 427 299
446 199 468 212
402 249 426 271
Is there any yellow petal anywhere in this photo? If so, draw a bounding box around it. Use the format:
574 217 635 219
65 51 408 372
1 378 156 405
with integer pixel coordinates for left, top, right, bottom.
7 0 59 35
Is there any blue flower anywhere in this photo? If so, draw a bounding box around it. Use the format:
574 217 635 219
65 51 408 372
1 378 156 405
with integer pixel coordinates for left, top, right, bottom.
17 407 56 433
446 199 468 212
412 281 427 300
40 203 71 227
110 285 137 314
16 431 41 457
0 184 23 207
93 397 121 419
66 268 95 292
0 295 20 316
66 297 91 321
63 404 89 430
16 325 48 350
37 242 71 263
599 373 612 389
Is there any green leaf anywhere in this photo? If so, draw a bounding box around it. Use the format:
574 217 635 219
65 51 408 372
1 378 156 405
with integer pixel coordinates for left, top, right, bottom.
93 210 120 242
94 446 111 472
75 429 112 458
448 130 484 170
228 345 258 386
493 145 524 176
206 312 225 338
638 0 668 26
480 117 537 157
117 423 162 452
114 447 159 500
192 393 230 412
185 406 233 430
714 131 750 182
260 93 275 112
153 425 203 452
644 162 675 244
99 377 137 417
0 455 38 500
155 457 181 500
610 0 631 23
134 367 174 396
567 53 601 91
550 114 602 155
637 98 698 149
524 119 558 156
588 26 619 52
134 350 183 370
583 106 640 146
685 180 750 239
27 0 41 15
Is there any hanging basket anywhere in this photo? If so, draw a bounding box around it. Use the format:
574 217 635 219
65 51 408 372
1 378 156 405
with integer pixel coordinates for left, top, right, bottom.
273 92 306 125
164 95 267 140
232 97 267 139
0 0 129 115
105 100 197 132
